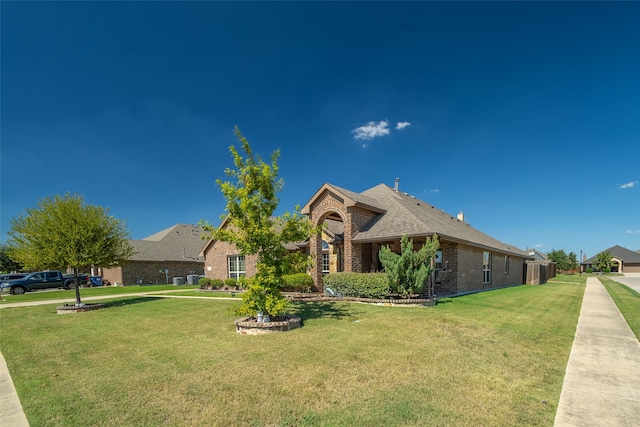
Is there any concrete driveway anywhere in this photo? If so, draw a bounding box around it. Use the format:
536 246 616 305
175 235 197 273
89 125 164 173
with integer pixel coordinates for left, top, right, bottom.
609 273 640 293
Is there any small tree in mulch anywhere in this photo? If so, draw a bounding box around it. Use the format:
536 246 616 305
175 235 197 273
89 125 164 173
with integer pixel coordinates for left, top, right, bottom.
379 234 439 298
7 193 134 306
201 127 318 319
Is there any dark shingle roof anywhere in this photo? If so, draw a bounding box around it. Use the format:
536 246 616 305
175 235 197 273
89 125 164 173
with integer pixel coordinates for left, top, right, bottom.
583 245 640 264
349 184 528 257
130 224 206 262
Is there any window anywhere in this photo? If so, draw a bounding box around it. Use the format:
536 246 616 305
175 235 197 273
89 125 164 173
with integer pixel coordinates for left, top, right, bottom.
322 253 330 275
504 256 510 274
228 256 246 280
434 249 444 283
483 251 491 284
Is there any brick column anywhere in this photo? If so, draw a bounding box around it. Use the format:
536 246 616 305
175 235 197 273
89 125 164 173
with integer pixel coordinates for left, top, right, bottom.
310 232 323 292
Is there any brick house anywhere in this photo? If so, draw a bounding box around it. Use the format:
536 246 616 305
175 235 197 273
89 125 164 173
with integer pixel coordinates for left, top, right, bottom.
581 245 640 273
201 182 530 295
100 224 206 286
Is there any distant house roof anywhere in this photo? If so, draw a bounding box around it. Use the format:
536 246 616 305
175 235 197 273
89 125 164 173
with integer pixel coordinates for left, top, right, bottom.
130 224 206 262
525 248 548 261
582 245 640 264
337 184 528 257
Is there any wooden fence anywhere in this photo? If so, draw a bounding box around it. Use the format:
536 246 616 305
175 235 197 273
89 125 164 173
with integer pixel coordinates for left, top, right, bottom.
525 261 557 285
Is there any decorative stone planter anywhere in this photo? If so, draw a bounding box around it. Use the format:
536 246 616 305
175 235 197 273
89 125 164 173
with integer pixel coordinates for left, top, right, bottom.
57 303 107 314
234 315 301 335
286 294 436 307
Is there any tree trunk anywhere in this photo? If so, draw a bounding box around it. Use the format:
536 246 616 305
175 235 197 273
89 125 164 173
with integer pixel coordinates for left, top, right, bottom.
73 267 82 305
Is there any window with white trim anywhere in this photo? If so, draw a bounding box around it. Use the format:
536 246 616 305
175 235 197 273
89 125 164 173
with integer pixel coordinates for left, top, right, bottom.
228 255 246 280
322 253 330 275
321 240 330 275
504 255 510 274
483 251 491 284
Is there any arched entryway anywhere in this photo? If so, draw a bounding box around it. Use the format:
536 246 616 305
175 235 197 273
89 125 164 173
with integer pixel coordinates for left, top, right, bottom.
310 210 347 291
301 183 386 291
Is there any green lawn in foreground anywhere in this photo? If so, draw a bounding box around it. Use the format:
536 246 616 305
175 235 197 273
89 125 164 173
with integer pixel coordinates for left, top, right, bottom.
0 276 585 426
0 284 199 304
600 276 640 340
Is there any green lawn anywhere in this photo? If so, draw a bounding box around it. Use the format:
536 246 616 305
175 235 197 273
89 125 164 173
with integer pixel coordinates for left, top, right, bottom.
0 284 200 304
0 276 585 426
600 276 640 340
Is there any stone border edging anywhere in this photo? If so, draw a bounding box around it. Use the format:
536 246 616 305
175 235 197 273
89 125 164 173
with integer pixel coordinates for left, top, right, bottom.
56 303 107 314
235 315 301 335
286 294 436 306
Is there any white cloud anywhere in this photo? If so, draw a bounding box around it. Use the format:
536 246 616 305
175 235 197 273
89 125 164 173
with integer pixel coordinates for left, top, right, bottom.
535 244 544 247
396 121 411 130
352 120 390 140
626 229 640 234
620 181 638 189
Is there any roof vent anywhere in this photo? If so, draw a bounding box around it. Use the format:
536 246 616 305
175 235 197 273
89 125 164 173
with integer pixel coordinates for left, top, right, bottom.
394 178 400 192
457 211 465 222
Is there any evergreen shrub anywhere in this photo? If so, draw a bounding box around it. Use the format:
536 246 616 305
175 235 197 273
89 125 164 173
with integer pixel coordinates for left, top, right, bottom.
323 272 389 299
198 277 212 289
281 273 314 292
211 279 225 289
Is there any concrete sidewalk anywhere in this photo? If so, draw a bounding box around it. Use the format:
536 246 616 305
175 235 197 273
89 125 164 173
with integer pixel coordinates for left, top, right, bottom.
0 352 29 427
554 277 640 426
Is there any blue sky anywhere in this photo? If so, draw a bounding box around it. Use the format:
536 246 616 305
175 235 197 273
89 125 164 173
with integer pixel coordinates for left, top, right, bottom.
1 1 639 261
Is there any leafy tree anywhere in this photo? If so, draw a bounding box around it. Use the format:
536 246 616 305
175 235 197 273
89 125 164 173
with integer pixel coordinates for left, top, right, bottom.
379 234 440 298
594 251 613 273
201 127 318 318
547 249 578 271
0 243 23 273
7 193 134 304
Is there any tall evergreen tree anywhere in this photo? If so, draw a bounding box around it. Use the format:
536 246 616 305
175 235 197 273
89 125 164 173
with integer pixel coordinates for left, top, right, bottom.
379 234 439 298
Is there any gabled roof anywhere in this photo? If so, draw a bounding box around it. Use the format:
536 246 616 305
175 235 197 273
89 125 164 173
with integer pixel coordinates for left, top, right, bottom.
130 224 206 262
349 184 528 257
583 245 640 264
525 248 548 261
199 216 312 255
301 183 386 215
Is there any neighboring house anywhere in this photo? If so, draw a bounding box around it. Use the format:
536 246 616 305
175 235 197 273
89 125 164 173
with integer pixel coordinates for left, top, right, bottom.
525 248 548 261
202 182 531 295
100 224 206 285
581 245 640 273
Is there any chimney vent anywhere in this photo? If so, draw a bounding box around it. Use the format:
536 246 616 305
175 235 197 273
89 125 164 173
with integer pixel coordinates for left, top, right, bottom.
457 211 465 222
394 178 399 192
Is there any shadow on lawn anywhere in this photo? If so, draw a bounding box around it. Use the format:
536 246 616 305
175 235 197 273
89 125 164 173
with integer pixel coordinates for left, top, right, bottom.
290 302 364 323
105 296 164 308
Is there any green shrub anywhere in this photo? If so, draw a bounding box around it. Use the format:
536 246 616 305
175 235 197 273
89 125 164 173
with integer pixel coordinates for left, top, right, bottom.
198 277 213 289
323 272 390 299
225 278 238 289
211 279 224 289
586 268 593 274
281 273 314 293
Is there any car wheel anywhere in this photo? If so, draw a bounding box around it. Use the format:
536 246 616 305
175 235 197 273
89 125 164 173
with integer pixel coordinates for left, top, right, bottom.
11 286 26 295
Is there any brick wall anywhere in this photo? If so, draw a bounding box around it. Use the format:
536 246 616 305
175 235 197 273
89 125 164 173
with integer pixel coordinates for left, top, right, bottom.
102 261 204 286
203 239 258 281
456 244 525 293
